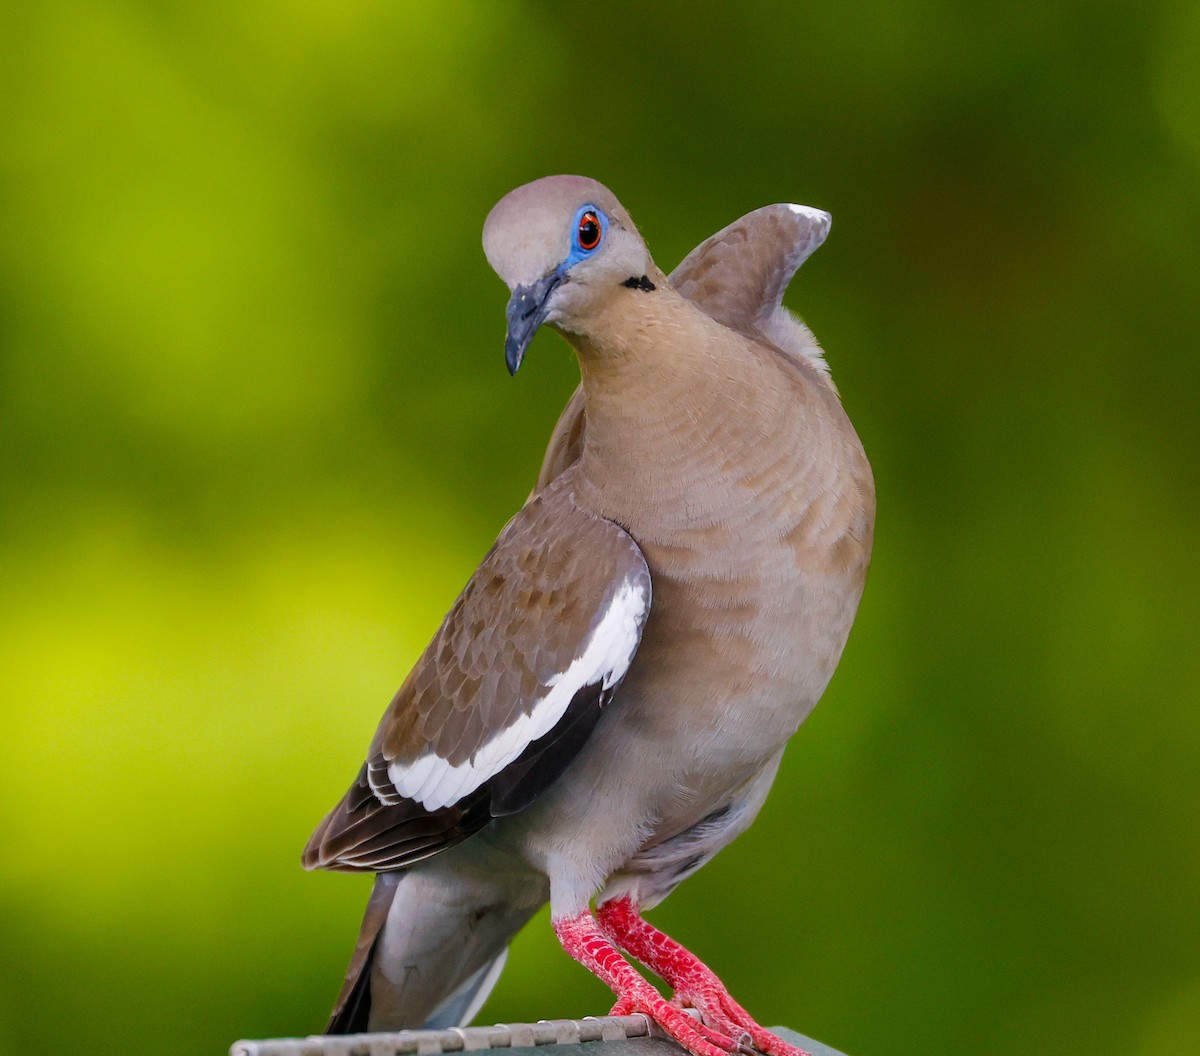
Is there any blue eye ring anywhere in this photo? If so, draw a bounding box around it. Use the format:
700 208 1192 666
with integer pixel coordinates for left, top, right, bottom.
567 204 608 265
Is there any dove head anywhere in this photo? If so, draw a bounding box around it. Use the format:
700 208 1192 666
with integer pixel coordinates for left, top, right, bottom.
483 175 656 374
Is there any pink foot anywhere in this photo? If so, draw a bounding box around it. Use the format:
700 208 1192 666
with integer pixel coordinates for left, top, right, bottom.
596 896 812 1056
554 910 753 1056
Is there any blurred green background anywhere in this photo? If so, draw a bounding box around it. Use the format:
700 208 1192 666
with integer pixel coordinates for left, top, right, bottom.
2 1 1198 1054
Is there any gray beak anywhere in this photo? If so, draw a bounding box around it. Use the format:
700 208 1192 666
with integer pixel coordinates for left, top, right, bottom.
504 271 563 376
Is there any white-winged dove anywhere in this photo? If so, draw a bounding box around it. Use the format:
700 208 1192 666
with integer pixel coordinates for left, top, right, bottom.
303 176 875 1056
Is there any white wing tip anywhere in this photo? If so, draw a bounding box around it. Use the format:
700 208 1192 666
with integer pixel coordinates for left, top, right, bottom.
787 203 832 227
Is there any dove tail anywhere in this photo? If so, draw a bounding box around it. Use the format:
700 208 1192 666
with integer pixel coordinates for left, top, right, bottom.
325 863 544 1033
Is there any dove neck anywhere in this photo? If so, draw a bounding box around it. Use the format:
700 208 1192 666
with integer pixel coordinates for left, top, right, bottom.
568 292 777 532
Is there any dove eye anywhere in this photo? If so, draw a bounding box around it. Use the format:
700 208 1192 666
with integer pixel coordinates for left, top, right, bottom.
575 209 603 252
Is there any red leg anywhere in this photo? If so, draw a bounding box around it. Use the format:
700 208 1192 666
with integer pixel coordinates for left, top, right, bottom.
596 896 812 1056
553 910 753 1056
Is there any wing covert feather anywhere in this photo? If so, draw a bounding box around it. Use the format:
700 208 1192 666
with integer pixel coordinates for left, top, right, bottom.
304 476 650 873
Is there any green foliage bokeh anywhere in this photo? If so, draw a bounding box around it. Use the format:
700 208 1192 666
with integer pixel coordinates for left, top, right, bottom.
1 2 1198 1054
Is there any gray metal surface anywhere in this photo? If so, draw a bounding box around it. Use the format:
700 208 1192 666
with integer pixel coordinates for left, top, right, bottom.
230 1015 847 1056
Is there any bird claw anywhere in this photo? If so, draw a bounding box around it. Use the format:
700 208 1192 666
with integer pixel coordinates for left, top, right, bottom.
594 898 812 1056
559 906 808 1056
730 1032 758 1056
657 992 789 1056
698 991 811 1056
700 993 811 1056
608 986 748 1056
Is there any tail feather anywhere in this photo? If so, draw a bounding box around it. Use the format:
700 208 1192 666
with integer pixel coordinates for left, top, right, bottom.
422 948 509 1030
324 863 545 1034
326 952 375 1034
326 872 400 1033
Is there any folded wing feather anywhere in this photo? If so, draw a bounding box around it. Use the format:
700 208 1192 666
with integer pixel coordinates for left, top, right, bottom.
303 472 650 873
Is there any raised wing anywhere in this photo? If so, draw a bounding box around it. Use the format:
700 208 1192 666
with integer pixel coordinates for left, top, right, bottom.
535 203 833 490
670 203 830 339
303 474 651 873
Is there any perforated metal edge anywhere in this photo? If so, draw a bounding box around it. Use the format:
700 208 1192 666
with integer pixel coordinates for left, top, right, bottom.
231 1013 660 1056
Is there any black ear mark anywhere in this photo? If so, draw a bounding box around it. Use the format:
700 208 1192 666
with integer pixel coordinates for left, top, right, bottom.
621 275 657 292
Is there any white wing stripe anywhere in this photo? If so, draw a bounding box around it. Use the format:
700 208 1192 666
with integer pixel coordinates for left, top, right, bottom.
388 576 649 812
